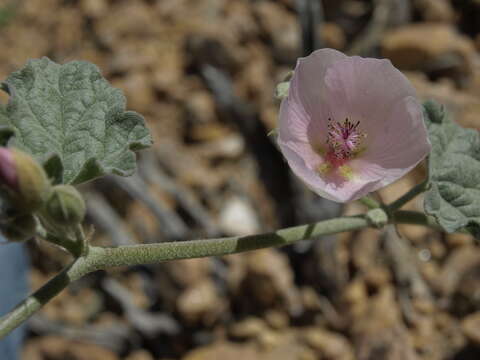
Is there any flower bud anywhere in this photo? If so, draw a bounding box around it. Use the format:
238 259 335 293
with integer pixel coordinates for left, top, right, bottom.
0 148 51 212
0 148 17 189
2 214 37 242
44 185 86 227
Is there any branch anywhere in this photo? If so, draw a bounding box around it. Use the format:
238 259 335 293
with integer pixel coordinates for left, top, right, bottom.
0 214 369 338
0 256 94 339
0 209 448 339
388 179 429 211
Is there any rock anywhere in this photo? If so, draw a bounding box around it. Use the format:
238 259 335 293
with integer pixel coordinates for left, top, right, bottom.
80 0 108 18
125 350 154 360
446 233 475 248
183 341 258 360
462 312 480 345
258 330 283 351
112 70 156 112
183 334 315 360
230 317 268 339
265 310 289 330
302 327 354 359
244 249 302 314
382 24 476 86
219 196 260 236
194 134 245 159
415 0 455 22
319 22 346 50
356 325 418 360
177 279 225 324
406 71 480 131
349 286 418 360
22 336 118 360
253 1 300 63
168 258 212 288
185 90 218 125
351 228 382 272
436 246 480 298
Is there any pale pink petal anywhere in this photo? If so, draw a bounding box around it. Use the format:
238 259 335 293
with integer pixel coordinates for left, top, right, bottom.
278 94 310 143
281 49 347 145
278 140 379 202
360 96 430 179
277 139 342 202
323 57 416 143
365 96 430 166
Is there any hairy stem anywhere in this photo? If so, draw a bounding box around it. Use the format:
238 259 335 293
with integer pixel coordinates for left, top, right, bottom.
0 215 368 338
393 210 442 230
0 256 94 339
388 179 429 211
0 209 443 339
359 195 381 209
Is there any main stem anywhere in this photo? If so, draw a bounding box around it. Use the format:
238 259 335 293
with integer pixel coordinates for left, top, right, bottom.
0 210 437 339
0 215 368 339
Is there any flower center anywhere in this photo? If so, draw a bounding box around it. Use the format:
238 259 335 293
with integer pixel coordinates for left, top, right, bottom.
326 117 366 166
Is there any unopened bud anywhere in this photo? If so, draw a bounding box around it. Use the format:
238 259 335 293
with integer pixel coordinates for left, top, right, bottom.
0 148 51 212
0 148 17 190
45 185 86 227
2 214 37 242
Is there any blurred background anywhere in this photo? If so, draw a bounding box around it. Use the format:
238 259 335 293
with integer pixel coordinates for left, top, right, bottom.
1 0 480 359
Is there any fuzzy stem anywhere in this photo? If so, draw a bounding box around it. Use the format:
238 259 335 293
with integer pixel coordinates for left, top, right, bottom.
358 195 381 209
393 210 442 230
388 180 429 211
0 256 94 339
0 215 368 338
0 209 446 339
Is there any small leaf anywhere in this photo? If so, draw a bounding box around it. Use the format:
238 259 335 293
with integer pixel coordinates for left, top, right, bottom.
2 57 152 184
423 99 445 124
423 100 480 237
275 81 290 100
274 70 294 101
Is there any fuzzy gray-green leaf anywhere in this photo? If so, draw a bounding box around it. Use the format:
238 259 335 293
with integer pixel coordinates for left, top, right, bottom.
2 57 152 184
423 100 480 237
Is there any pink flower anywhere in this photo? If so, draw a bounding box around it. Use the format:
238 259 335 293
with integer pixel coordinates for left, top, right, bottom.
0 147 18 190
277 49 431 202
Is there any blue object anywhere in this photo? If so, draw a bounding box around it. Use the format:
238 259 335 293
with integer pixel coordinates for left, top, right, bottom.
0 241 29 360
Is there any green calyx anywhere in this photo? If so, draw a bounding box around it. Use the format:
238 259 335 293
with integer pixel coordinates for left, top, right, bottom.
44 185 86 227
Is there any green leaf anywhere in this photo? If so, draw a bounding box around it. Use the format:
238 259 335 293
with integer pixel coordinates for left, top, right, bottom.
423 100 480 237
2 57 152 184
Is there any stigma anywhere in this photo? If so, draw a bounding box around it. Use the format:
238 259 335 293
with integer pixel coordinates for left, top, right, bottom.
326 117 366 161
316 117 366 179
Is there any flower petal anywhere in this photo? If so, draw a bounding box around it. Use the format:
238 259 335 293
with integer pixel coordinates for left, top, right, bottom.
323 56 416 142
277 139 344 201
278 139 381 202
362 96 431 175
279 49 347 145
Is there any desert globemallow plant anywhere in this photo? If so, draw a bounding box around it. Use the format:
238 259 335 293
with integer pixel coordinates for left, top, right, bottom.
0 51 479 338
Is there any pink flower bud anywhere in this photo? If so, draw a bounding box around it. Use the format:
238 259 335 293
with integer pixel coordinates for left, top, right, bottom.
277 49 431 202
0 147 18 190
0 147 50 212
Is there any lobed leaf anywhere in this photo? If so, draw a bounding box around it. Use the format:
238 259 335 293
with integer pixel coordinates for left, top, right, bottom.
1 57 152 184
423 100 480 238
